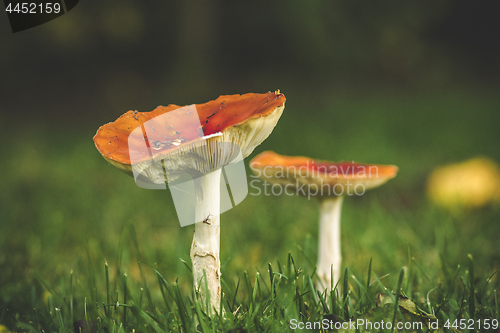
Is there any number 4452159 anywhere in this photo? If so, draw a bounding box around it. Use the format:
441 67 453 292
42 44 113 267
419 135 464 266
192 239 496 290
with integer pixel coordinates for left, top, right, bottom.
5 2 61 14
444 318 498 330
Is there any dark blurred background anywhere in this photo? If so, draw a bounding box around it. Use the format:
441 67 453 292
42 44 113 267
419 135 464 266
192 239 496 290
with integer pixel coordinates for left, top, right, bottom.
1 0 499 126
1 0 500 318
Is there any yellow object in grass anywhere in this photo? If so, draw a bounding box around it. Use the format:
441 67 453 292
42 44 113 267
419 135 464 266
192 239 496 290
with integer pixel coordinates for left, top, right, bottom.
0 325 12 333
427 157 500 210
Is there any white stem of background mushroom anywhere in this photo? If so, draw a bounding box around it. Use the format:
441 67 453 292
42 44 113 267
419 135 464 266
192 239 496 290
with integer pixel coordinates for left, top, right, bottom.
190 168 222 315
316 196 344 293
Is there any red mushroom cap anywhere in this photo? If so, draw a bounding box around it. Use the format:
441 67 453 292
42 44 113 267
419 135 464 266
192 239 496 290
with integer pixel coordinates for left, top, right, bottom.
93 91 286 182
250 151 398 197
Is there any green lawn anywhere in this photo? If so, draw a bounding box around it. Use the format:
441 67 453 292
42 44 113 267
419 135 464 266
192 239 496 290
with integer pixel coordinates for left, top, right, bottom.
1 89 499 332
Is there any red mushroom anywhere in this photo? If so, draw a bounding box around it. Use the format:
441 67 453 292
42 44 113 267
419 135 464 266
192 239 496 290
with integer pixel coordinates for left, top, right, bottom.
250 151 398 292
94 92 286 313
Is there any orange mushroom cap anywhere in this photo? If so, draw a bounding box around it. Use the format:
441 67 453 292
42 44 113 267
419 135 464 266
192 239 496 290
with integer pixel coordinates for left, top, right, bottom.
93 91 286 183
250 151 398 197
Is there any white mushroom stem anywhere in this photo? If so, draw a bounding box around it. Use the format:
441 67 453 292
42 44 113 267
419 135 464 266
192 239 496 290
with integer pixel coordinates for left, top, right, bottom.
316 196 344 293
190 168 222 315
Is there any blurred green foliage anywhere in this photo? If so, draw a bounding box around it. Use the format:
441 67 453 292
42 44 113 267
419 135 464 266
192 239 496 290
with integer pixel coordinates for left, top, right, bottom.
1 92 499 321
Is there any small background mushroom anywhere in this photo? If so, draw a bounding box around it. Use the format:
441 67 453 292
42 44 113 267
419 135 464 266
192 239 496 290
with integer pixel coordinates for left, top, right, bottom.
427 157 500 211
250 151 398 292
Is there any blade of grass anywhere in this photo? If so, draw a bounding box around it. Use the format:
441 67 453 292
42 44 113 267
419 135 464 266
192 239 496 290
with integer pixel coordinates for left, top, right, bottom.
343 267 349 319
244 271 252 308
411 257 431 282
481 268 500 298
468 254 475 320
495 290 498 321
331 265 334 293
105 260 110 318
330 285 338 316
180 258 192 273
317 290 330 313
194 298 209 332
391 268 405 333
231 277 240 313
287 252 292 278
173 279 189 332
256 266 270 295
113 228 126 296
307 274 319 306
366 257 372 295
141 261 175 298
435 264 461 317
350 274 369 313
134 306 167 333
157 268 172 313
129 225 155 312
30 286 40 331
406 244 411 297
55 307 64 328
123 274 128 331
365 257 373 311
69 270 74 324
84 297 90 333
268 262 276 301
252 272 260 305
32 272 68 315
426 287 437 314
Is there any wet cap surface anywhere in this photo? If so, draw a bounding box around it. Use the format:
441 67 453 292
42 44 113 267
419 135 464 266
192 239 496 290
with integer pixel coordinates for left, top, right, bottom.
94 91 285 166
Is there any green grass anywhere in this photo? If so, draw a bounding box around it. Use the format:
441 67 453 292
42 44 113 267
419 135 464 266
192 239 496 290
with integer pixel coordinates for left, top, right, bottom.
1 89 499 332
